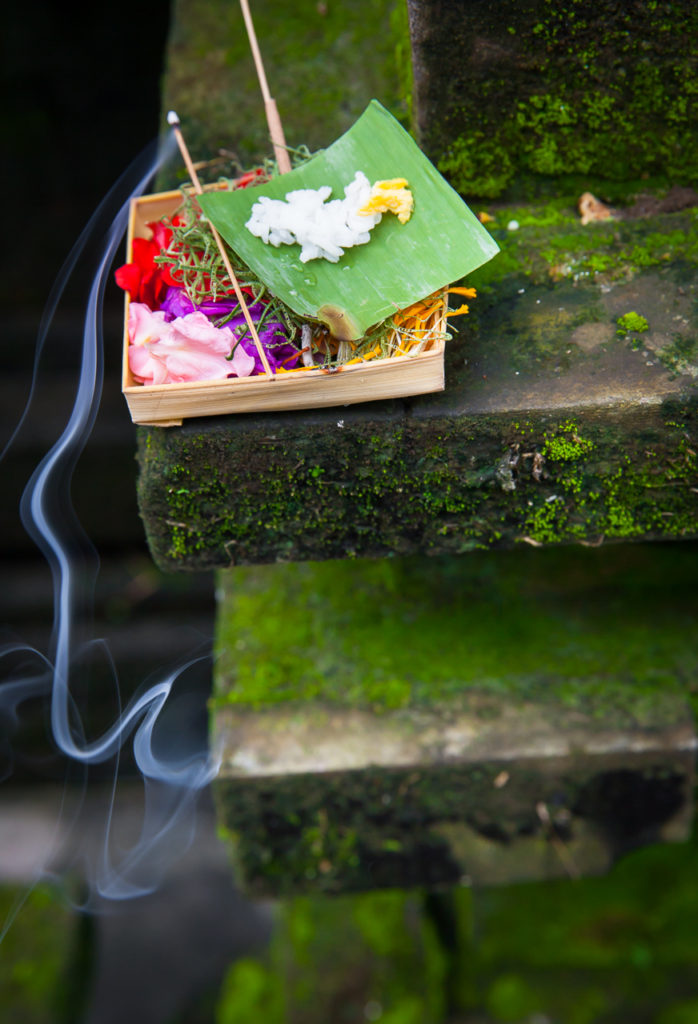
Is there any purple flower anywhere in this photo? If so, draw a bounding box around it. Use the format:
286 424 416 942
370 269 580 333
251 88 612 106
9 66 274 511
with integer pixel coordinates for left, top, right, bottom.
158 287 301 374
160 286 240 320
239 329 302 373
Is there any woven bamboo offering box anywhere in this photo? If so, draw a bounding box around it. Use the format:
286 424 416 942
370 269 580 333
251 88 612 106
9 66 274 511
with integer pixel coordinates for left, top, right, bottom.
120 101 499 426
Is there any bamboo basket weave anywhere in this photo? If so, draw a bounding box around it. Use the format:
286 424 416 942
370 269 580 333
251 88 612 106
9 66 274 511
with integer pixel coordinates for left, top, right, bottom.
121 190 447 427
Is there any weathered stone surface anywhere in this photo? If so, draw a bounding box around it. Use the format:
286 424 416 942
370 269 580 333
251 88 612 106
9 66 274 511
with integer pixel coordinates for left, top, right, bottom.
407 0 698 199
137 215 698 569
212 541 698 711
212 543 697 896
214 833 698 1022
216 891 446 1024
214 708 694 896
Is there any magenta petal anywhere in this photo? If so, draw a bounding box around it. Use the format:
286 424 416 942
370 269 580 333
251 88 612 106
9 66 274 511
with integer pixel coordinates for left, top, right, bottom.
129 310 256 383
160 286 244 320
160 287 197 318
129 303 284 384
198 297 242 317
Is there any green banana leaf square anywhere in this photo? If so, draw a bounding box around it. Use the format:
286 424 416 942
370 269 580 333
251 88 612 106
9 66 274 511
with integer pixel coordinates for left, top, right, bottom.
199 100 499 340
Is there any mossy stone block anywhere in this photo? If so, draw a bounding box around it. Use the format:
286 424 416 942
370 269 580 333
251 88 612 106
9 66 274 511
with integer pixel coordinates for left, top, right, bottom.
144 0 698 570
214 833 698 1022
212 543 696 896
462 832 698 1021
136 202 698 571
407 0 698 199
216 890 446 1024
0 883 84 1024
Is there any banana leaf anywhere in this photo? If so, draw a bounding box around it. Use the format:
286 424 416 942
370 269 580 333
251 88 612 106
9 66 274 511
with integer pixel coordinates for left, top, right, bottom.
199 100 499 340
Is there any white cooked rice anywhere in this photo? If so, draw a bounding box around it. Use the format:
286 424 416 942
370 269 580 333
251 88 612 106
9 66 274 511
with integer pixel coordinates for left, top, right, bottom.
245 171 383 263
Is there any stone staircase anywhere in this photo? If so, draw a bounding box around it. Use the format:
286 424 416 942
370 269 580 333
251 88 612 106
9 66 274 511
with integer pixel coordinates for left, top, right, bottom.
130 0 698 901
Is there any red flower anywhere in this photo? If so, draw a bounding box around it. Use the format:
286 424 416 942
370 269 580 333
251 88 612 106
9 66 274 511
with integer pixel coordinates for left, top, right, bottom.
234 168 269 189
115 218 182 306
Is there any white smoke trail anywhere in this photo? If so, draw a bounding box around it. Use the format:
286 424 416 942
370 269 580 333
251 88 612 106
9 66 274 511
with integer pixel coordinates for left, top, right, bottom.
1 131 220 906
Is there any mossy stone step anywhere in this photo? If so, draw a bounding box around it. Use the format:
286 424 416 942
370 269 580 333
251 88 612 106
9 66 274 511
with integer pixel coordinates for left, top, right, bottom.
215 835 698 1023
137 206 698 570
141 0 698 571
212 542 697 897
216 890 447 1024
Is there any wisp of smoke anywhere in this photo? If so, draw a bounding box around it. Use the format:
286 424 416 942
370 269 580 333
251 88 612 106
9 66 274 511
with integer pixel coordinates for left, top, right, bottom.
1 131 220 910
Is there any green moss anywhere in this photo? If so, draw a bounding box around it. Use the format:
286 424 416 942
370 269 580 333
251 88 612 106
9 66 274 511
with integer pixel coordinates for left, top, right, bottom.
215 828 698 1020
617 312 650 337
474 835 698 970
293 812 360 885
542 421 595 462
390 0 414 130
467 208 698 302
658 336 698 378
428 2 698 199
522 498 570 544
439 136 515 200
213 539 698 719
658 999 698 1024
484 197 579 229
138 401 698 573
486 974 542 1022
461 830 698 1020
216 959 285 1024
215 891 446 1024
0 884 78 1024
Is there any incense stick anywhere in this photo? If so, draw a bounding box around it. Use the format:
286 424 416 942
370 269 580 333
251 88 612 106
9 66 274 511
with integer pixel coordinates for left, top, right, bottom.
167 111 273 377
239 0 292 174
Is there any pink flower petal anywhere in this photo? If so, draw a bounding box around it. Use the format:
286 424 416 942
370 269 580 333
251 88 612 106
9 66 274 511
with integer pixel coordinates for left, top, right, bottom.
129 343 169 385
159 348 239 383
128 303 169 346
226 341 256 378
166 311 234 356
128 308 257 384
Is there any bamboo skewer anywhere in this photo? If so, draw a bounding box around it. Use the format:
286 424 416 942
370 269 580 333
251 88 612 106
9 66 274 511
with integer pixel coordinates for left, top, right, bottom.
167 110 273 377
239 0 292 174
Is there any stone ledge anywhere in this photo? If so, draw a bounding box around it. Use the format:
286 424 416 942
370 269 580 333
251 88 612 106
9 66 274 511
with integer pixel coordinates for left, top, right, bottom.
214 723 694 898
211 544 698 896
214 701 696 779
146 0 698 572
136 206 698 571
137 395 698 571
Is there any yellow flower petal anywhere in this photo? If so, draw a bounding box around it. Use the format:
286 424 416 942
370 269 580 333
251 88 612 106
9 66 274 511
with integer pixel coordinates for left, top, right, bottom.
357 178 414 224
